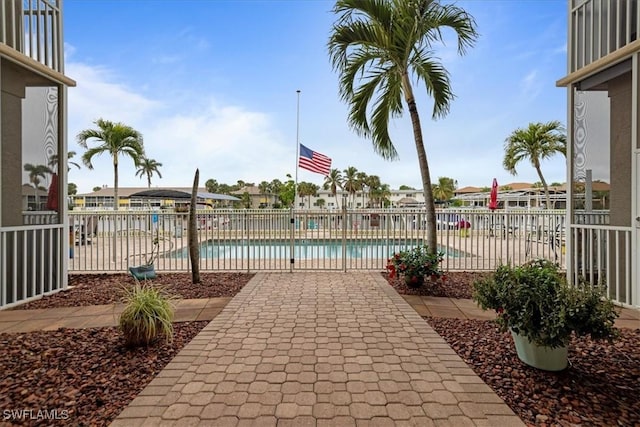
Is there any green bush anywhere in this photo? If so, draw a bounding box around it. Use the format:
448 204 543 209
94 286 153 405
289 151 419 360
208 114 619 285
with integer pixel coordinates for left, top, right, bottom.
386 245 444 284
473 259 619 348
119 281 176 347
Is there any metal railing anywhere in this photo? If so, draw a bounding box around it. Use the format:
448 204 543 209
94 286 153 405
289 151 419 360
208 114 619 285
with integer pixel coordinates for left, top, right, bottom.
570 0 639 72
1 0 63 72
569 223 635 306
68 209 569 273
0 223 66 309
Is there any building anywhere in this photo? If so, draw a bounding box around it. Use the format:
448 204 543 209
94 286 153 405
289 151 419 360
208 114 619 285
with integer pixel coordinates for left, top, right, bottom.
557 0 638 307
1 1 76 308
71 187 238 210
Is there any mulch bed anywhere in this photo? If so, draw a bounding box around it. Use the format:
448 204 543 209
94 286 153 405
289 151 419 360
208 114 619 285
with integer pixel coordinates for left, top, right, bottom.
426 318 640 426
0 321 207 426
1 271 639 426
13 272 254 309
382 270 487 299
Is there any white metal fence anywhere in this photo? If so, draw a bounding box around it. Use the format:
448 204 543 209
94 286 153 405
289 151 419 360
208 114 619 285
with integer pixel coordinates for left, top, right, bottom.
568 223 635 306
0 223 66 308
68 209 570 273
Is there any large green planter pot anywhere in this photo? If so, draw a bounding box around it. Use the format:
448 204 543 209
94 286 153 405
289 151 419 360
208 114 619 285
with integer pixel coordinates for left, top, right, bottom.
510 330 568 371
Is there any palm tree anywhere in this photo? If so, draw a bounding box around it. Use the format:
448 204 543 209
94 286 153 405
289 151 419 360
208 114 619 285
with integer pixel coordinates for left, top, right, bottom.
432 176 456 202
356 171 368 207
135 157 163 188
298 182 319 209
364 175 381 207
77 118 145 211
24 163 53 209
369 182 390 208
342 166 360 208
48 151 81 172
323 168 344 208
328 0 478 253
503 121 566 209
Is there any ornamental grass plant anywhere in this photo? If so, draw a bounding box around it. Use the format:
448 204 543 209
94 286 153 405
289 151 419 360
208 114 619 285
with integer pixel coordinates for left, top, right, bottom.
472 259 619 349
118 280 176 347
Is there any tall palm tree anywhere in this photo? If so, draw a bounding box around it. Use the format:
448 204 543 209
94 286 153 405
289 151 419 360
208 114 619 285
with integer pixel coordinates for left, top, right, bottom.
298 182 319 209
328 0 478 253
135 157 163 188
323 168 344 208
77 118 145 211
24 163 53 209
364 175 381 207
503 121 566 209
356 171 368 207
342 166 360 208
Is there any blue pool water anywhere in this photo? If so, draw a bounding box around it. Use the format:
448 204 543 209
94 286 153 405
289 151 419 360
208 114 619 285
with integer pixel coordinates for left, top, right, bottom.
168 239 463 260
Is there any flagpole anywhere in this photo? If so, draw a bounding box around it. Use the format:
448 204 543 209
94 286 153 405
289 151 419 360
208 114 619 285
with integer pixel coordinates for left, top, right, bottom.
294 89 300 209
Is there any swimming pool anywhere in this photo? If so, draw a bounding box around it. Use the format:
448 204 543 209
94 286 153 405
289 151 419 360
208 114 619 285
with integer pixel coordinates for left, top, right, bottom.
168 239 464 260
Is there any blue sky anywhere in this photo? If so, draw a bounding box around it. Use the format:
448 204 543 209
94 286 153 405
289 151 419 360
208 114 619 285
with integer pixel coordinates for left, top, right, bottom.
64 0 569 194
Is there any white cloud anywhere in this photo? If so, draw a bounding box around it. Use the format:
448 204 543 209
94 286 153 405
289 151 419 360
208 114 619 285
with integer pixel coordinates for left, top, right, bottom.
66 61 293 193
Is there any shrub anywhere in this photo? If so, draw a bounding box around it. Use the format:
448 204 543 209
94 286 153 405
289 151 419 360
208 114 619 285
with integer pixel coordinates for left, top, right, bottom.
386 245 444 285
473 259 619 348
119 281 176 347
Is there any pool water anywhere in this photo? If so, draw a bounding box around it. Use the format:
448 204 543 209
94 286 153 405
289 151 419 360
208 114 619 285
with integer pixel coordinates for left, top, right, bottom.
169 239 463 259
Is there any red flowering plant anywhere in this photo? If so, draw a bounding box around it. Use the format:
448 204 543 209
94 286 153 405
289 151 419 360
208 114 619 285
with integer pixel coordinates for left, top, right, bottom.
386 245 445 286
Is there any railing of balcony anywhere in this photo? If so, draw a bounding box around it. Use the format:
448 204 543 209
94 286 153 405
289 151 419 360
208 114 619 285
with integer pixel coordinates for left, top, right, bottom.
0 0 63 72
570 0 639 72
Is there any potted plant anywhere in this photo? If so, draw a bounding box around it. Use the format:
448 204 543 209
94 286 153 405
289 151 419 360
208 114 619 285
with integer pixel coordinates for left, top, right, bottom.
386 245 445 287
472 259 619 371
129 238 159 280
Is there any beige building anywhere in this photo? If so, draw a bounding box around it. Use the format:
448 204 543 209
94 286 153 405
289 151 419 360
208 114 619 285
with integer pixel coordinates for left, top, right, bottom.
557 0 639 307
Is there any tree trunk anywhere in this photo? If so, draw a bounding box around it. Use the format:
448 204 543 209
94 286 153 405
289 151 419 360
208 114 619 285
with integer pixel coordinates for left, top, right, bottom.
402 74 437 253
189 169 200 284
112 157 119 261
534 162 551 209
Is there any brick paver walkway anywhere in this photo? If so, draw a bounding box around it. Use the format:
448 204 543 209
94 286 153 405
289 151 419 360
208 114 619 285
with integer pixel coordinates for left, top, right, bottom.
112 272 524 426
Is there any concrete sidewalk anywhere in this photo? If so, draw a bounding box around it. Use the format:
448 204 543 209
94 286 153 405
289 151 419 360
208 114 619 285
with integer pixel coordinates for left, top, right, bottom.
111 272 525 426
0 297 233 333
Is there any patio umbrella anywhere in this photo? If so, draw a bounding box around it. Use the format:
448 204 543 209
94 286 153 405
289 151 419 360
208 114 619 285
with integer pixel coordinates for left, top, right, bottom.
46 173 59 211
488 178 498 211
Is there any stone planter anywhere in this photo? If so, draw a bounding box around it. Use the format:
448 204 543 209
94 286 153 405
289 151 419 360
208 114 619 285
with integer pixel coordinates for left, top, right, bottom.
510 330 568 371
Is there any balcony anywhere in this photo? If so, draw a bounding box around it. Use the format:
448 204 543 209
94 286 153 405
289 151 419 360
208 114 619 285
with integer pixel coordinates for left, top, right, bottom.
570 0 639 72
1 0 63 73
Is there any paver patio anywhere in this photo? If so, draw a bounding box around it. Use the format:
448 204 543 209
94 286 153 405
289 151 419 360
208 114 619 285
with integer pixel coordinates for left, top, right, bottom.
110 272 525 426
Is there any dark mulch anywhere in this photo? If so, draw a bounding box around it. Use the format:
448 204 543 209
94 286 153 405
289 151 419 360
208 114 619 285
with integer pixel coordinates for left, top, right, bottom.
381 270 487 299
426 318 640 427
13 272 255 309
0 321 208 427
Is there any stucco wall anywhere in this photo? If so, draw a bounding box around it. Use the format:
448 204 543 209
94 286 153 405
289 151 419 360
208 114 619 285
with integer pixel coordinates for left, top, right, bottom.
1 60 25 226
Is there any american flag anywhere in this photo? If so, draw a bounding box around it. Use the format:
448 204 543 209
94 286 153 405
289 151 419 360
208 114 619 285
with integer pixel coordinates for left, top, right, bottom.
298 144 331 176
